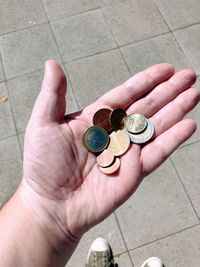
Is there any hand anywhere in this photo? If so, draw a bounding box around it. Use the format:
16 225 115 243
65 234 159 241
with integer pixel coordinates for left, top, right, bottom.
20 60 199 242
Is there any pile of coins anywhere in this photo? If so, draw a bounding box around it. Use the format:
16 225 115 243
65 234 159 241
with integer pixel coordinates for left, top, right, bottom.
84 108 154 174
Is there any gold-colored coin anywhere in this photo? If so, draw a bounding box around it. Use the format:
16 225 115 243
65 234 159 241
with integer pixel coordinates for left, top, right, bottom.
93 108 112 132
110 108 127 130
125 113 147 134
99 158 120 174
107 130 130 156
84 126 109 153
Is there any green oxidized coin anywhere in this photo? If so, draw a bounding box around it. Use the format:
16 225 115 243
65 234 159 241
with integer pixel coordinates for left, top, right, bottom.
84 126 109 153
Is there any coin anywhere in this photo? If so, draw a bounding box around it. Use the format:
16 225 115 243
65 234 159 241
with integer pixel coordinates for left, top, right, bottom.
93 108 112 132
96 149 115 167
84 126 109 153
125 113 147 134
99 158 120 174
129 119 154 144
110 108 127 130
107 130 130 156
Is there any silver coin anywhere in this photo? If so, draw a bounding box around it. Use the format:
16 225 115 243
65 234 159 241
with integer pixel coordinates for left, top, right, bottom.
125 113 147 134
129 119 154 144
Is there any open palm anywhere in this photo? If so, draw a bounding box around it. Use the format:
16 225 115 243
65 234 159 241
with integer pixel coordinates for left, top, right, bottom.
21 60 199 239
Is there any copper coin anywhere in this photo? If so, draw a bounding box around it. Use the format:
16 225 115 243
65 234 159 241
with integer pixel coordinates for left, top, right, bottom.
107 130 130 156
99 158 120 174
96 149 115 168
110 108 127 130
93 108 112 132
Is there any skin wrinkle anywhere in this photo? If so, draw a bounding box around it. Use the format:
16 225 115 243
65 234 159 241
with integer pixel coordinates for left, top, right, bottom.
127 69 197 119
58 121 98 196
60 122 88 181
22 180 80 247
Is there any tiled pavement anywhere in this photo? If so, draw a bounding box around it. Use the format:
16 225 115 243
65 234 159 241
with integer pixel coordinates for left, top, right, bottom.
0 0 200 266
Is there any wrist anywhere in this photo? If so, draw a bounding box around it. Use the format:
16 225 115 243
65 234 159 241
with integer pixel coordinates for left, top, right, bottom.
17 178 80 264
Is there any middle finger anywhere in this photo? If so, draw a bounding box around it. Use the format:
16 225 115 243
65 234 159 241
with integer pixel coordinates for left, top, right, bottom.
126 69 196 117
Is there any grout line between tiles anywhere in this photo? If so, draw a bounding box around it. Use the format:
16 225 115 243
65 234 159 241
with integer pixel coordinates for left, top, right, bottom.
4 68 45 83
168 21 200 33
153 1 200 33
0 133 19 142
62 65 80 110
0 52 15 135
177 139 200 150
40 1 134 25
0 51 7 83
56 30 175 67
153 0 193 70
0 0 198 39
39 0 80 110
100 7 132 76
114 212 135 267
128 222 200 253
2 25 197 84
4 82 23 160
114 249 133 258
0 30 171 84
0 21 48 37
40 1 100 24
63 47 118 66
170 157 200 221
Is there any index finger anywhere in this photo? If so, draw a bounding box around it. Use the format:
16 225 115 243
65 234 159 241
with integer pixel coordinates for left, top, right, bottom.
98 63 174 110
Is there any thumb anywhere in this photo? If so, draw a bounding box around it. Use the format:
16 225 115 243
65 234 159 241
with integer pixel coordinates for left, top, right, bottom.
30 60 67 125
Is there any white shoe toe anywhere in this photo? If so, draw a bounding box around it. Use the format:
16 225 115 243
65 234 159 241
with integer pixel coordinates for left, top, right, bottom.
90 237 109 252
141 257 163 267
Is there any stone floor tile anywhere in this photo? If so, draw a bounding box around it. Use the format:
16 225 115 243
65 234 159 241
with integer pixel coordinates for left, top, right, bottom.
95 0 126 7
0 59 5 82
65 49 130 108
0 83 16 138
0 136 22 207
66 214 126 267
63 67 79 114
7 71 42 133
102 0 168 46
43 0 98 20
184 105 200 146
171 142 200 217
115 159 198 250
174 24 200 76
43 0 126 20
65 86 79 115
114 253 133 267
0 24 61 79
130 224 200 267
120 33 189 75
0 0 47 34
18 133 24 157
155 0 200 30
52 10 116 62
